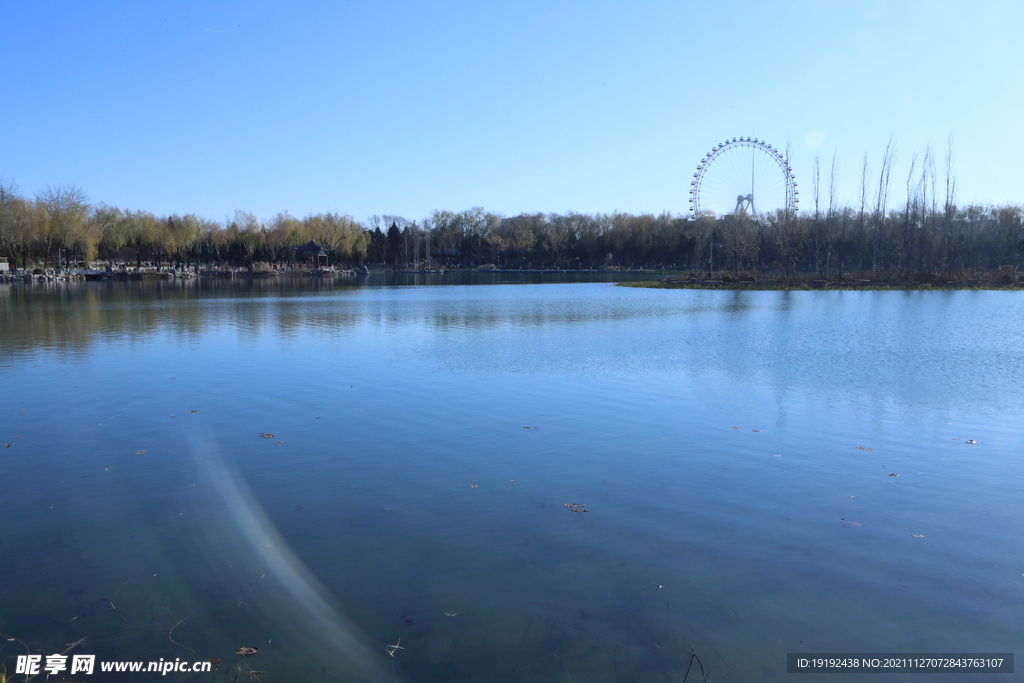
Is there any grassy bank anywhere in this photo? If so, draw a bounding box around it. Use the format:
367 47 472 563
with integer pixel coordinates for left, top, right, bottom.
618 277 1024 291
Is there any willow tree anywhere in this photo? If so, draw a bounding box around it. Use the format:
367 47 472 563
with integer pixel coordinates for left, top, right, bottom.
0 180 35 268
37 184 89 267
305 212 367 263
165 213 203 266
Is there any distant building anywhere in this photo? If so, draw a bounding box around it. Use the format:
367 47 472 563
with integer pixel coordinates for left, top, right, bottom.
294 241 328 267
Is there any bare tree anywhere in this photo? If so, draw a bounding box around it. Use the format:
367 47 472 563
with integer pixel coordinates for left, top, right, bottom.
811 154 822 275
854 154 869 274
872 138 895 274
940 134 961 280
826 152 841 280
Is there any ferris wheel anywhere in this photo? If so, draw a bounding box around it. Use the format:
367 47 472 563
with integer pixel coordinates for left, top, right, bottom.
688 137 799 218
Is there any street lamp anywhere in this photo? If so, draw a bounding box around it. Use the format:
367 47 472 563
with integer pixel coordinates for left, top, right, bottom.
709 242 722 277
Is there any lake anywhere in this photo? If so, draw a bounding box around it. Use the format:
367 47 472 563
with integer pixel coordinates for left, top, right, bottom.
1 275 1022 682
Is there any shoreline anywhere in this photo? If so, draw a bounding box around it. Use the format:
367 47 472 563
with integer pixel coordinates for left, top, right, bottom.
618 278 1024 291
0 264 655 284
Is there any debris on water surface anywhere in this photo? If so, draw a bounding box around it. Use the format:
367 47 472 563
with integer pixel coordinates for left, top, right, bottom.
888 473 899 477
751 429 761 432
911 534 925 538
564 503 589 513
443 610 457 617
188 410 199 413
731 426 741 429
134 450 146 455
469 484 479 488
274 441 285 445
259 433 273 439
850 495 858 498
235 647 259 656
4 444 12 448
207 658 224 664
966 440 976 444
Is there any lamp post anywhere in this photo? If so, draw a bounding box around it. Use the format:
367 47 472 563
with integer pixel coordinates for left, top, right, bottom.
709 242 722 278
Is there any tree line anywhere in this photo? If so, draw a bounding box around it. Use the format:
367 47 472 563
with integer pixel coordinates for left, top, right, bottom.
2 161 1022 282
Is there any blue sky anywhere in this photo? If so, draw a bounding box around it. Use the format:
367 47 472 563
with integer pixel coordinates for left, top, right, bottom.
2 0 1022 224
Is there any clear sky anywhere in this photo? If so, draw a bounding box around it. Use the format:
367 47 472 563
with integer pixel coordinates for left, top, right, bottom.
3 0 1022 224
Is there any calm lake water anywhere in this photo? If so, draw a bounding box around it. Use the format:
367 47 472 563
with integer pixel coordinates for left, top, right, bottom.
2 275 1022 682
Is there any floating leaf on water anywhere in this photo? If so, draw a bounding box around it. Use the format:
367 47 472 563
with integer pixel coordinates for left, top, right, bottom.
235 647 259 656
134 450 147 455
